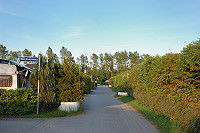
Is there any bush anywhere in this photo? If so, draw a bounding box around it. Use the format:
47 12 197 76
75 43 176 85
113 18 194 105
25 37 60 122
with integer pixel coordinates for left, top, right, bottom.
92 81 97 89
57 59 84 102
82 75 92 94
0 88 37 116
102 82 108 85
117 82 133 97
111 40 200 132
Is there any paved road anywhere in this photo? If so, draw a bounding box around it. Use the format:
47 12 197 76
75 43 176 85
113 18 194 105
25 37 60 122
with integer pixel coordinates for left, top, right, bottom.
0 85 160 133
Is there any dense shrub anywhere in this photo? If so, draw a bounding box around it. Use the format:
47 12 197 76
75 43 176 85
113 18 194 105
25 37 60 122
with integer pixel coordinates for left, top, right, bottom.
82 75 92 94
0 88 37 116
102 82 108 85
110 40 200 132
110 71 133 96
57 59 84 102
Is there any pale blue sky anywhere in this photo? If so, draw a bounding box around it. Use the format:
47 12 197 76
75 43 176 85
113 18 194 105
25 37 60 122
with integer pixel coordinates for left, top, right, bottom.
0 0 200 58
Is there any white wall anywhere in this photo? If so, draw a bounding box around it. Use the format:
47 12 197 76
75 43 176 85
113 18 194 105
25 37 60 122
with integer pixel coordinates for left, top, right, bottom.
0 64 17 90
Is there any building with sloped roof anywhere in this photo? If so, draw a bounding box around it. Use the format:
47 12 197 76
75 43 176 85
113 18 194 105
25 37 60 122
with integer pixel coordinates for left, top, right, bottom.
0 59 32 89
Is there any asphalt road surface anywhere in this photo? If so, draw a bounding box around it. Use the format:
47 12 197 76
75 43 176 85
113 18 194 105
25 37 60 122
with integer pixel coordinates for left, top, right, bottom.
0 85 160 133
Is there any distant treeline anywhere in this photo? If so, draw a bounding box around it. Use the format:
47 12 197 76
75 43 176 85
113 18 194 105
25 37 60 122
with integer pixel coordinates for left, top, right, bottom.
0 45 148 83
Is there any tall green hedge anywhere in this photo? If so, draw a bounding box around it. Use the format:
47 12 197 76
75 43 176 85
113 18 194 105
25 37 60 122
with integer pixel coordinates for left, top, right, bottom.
0 88 37 116
57 59 84 102
30 56 60 112
110 40 200 132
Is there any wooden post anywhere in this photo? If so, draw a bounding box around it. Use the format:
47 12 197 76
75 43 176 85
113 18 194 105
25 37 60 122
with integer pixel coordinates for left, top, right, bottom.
37 54 40 115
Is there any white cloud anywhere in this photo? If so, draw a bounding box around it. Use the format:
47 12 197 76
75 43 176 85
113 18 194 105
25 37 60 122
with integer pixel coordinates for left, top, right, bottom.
61 26 84 39
0 9 22 17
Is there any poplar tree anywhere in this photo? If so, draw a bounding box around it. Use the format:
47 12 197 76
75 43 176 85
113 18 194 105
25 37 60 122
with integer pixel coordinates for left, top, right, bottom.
129 51 141 67
47 46 59 63
78 54 88 73
104 53 111 79
91 53 98 80
60 46 74 64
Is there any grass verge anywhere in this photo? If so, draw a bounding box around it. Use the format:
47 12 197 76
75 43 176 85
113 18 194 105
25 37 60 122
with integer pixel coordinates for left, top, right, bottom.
109 87 181 133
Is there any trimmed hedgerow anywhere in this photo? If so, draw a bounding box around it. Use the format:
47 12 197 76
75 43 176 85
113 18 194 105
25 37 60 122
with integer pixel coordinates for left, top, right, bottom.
0 88 37 116
110 40 200 132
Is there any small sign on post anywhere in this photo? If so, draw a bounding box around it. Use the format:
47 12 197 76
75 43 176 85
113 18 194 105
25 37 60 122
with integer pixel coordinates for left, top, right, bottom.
20 57 39 62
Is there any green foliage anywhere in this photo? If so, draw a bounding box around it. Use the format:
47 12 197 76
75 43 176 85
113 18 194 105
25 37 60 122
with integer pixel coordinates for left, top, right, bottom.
0 88 37 116
46 46 59 63
30 55 60 112
60 46 74 64
8 50 22 61
57 59 84 102
98 69 106 84
110 70 133 97
22 48 32 56
102 82 108 85
82 75 92 94
0 44 8 59
110 39 200 132
77 54 89 73
117 81 131 92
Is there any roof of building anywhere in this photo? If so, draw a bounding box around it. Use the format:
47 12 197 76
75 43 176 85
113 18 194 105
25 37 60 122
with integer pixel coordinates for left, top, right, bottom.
0 59 32 73
25 64 37 70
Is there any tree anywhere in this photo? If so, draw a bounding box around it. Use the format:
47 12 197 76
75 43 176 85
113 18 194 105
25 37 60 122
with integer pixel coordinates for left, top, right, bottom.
99 53 104 70
114 52 122 73
77 54 88 73
98 69 106 84
46 46 54 60
22 49 32 56
30 55 60 111
8 50 21 61
91 53 99 80
60 46 74 63
46 46 59 63
0 44 8 59
121 50 129 71
129 51 141 67
109 54 114 76
104 53 111 79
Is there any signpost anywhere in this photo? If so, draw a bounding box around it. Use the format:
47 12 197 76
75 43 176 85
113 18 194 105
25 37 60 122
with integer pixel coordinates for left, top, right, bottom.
19 56 40 115
20 57 39 62
37 55 40 115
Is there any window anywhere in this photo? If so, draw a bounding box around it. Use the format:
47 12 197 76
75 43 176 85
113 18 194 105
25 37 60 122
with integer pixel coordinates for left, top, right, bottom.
0 75 12 87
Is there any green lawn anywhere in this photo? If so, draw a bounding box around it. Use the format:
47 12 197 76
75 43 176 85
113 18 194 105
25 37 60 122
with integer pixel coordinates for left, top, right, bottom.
109 87 181 133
